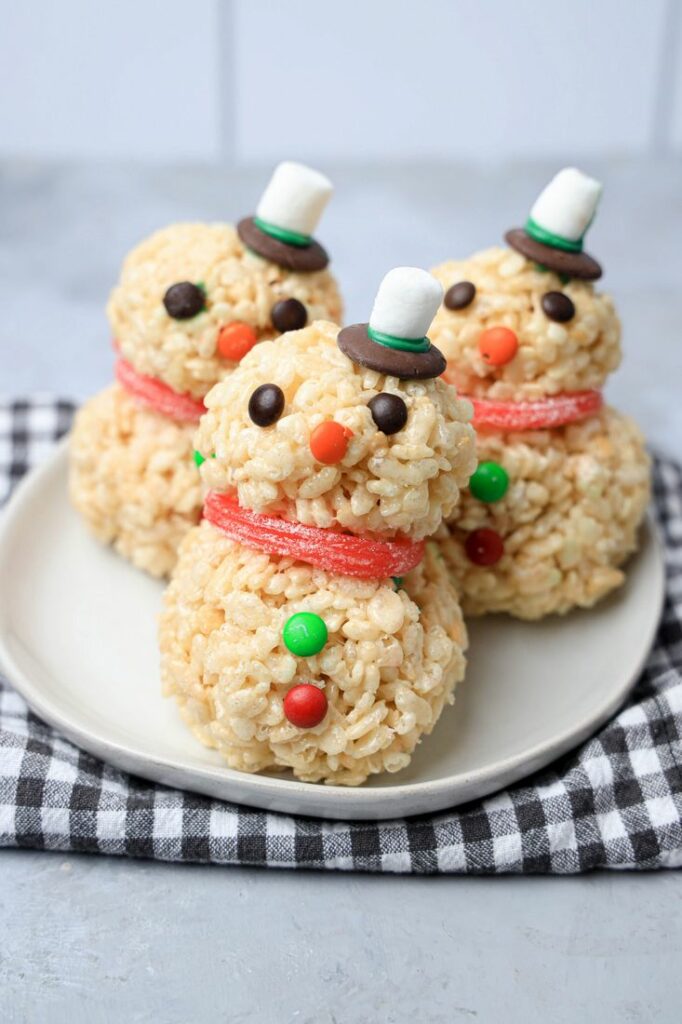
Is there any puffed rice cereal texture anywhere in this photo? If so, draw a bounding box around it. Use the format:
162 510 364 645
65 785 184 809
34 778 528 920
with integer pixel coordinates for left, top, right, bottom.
160 527 467 784
109 223 342 400
430 247 621 401
438 406 650 619
69 383 202 578
196 320 477 540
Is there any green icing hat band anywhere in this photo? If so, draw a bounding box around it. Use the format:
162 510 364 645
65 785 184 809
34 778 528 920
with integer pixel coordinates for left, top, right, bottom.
252 216 311 248
366 326 431 353
524 217 583 253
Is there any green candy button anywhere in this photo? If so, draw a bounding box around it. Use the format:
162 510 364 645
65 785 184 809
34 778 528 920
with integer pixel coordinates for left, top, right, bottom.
283 612 328 657
469 461 509 503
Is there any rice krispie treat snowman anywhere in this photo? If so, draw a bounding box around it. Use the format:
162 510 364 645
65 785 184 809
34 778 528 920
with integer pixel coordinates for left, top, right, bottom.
69 162 342 577
159 268 477 785
430 168 650 619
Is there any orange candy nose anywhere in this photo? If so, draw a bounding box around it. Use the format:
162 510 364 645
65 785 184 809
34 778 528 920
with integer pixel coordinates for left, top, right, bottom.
217 322 258 361
310 421 352 464
478 326 518 366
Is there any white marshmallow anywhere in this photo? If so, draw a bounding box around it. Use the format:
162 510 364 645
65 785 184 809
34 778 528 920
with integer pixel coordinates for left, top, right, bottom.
369 267 444 340
530 167 602 242
256 161 333 237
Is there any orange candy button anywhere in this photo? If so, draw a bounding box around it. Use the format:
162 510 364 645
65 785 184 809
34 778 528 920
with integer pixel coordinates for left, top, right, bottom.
309 421 352 464
217 322 258 361
478 326 518 366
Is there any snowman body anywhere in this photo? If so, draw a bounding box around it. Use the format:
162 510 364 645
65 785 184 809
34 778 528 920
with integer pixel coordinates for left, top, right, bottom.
159 318 477 784
70 220 342 577
430 246 650 619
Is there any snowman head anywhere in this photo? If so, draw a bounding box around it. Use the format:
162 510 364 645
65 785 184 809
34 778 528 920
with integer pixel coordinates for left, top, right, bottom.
427 168 622 401
195 270 477 540
108 164 341 401
428 246 621 402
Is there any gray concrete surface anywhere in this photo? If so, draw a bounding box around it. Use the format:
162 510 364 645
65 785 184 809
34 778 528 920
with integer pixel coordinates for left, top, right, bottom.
1 160 681 1022
1 850 681 1024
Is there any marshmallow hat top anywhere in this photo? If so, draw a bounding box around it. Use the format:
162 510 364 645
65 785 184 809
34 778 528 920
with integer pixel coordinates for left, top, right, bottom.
369 268 444 340
256 161 333 239
505 165 604 280
337 267 446 381
529 167 602 244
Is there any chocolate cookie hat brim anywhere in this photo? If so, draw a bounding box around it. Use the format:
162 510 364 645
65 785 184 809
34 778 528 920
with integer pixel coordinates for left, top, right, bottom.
505 228 602 280
237 217 329 273
337 323 446 380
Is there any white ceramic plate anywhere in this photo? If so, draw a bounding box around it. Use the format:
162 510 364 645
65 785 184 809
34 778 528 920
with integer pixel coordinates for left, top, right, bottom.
0 440 665 820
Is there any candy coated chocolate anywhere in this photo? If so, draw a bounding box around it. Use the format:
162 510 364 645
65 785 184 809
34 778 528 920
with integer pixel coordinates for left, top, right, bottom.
368 393 408 435
469 461 509 503
271 298 308 332
283 612 328 657
283 684 328 729
248 383 285 427
541 291 576 322
465 528 505 567
217 322 258 360
309 421 350 464
478 326 518 367
163 281 206 319
444 281 476 310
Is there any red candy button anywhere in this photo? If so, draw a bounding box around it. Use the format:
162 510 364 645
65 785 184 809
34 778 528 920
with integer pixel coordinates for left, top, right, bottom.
283 684 328 728
217 322 258 361
203 491 425 578
465 528 505 566
309 421 352 464
478 327 518 366
468 390 602 431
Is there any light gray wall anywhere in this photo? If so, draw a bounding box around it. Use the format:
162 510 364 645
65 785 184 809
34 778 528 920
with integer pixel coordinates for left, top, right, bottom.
0 0 680 164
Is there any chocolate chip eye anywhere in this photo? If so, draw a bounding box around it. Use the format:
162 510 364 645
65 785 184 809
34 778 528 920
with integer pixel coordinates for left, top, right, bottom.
541 291 575 323
163 281 206 320
271 298 307 333
368 393 408 435
248 383 285 427
444 281 476 310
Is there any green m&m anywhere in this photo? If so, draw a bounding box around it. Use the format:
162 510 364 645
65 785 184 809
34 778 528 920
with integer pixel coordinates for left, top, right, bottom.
193 450 216 467
282 612 328 657
469 461 509 503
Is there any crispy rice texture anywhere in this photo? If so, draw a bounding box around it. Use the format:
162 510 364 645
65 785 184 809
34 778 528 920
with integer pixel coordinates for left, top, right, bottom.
108 223 343 400
438 406 651 619
430 247 621 401
69 383 202 578
160 527 467 785
196 320 477 541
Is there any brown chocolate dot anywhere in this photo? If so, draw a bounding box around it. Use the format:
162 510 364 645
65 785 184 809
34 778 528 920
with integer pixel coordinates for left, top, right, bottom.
368 393 408 435
271 298 308 333
248 383 285 427
444 281 476 311
163 281 206 320
541 291 575 323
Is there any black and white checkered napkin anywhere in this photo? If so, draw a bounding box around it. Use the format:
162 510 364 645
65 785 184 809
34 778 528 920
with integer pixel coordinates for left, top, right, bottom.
0 397 680 873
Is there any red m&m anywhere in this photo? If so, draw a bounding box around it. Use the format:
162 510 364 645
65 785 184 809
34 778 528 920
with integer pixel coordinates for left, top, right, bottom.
465 528 505 567
283 684 328 729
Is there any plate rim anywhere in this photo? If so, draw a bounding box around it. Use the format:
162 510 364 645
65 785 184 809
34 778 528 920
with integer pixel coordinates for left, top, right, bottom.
0 440 665 821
